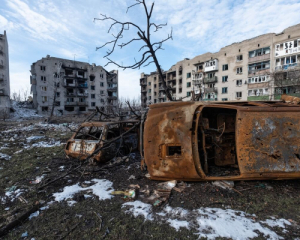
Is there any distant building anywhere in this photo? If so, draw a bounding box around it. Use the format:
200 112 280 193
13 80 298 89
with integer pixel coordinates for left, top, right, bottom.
140 23 300 108
0 31 11 115
30 55 118 115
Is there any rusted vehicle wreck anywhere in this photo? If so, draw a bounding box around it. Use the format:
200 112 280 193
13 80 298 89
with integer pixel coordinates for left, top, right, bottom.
65 120 139 162
142 101 300 181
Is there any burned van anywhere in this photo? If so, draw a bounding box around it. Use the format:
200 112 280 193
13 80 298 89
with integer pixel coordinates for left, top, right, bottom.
65 120 139 162
142 101 300 181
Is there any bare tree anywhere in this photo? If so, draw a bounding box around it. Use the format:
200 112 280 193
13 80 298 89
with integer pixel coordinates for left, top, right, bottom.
94 0 173 101
271 67 300 100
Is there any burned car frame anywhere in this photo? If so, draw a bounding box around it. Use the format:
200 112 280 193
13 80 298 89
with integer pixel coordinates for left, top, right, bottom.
65 120 139 162
142 101 300 181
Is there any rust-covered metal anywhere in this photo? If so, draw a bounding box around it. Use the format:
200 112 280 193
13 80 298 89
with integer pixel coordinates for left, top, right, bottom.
65 120 139 162
143 101 300 181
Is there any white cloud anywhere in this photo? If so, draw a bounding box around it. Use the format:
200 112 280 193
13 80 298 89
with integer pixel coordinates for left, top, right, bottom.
2 0 300 100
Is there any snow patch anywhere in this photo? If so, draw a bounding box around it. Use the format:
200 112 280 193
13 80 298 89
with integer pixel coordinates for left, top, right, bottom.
122 202 290 239
122 201 153 221
0 153 11 160
53 179 114 203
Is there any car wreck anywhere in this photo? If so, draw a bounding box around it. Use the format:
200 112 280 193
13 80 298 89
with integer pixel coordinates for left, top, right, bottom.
65 120 139 162
142 100 300 181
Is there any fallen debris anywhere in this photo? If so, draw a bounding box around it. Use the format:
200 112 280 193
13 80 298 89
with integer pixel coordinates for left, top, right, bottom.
212 180 234 190
0 202 43 238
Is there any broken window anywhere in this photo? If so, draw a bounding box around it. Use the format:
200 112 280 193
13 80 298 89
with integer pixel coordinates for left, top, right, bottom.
65 69 73 75
236 67 242 74
91 102 95 107
236 92 242 98
78 71 84 77
154 84 157 88
55 101 60 106
91 94 95 99
56 92 60 97
89 74 95 81
222 98 228 101
67 97 74 102
100 90 104 95
41 86 47 91
42 107 48 111
41 76 46 81
100 82 104 87
179 88 182 93
79 107 86 111
101 99 104 103
40 66 46 71
65 106 74 112
42 96 48 102
66 79 73 84
222 64 228 71
91 86 95 90
222 76 228 82
236 55 243 61
236 80 242 86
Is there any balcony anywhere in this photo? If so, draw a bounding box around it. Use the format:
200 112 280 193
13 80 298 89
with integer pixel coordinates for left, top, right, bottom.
204 87 218 94
107 86 117 91
77 82 88 88
275 46 300 57
77 92 88 97
248 53 270 64
64 101 77 106
107 96 118 100
248 69 270 77
78 102 88 106
192 80 201 86
140 81 147 86
65 92 77 97
204 59 218 72
275 63 300 71
203 76 218 84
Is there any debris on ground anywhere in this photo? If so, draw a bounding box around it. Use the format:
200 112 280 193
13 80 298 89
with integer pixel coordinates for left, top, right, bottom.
212 180 234 190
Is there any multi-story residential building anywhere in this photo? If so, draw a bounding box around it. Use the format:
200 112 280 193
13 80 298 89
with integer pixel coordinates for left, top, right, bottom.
140 23 300 108
30 55 118 115
0 31 11 115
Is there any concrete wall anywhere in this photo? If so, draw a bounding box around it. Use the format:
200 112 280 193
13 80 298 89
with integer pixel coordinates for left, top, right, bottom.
140 23 300 107
0 31 11 115
30 55 118 115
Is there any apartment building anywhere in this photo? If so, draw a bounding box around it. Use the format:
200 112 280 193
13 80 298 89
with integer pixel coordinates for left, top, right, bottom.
0 31 11 115
30 55 118 115
140 23 300 108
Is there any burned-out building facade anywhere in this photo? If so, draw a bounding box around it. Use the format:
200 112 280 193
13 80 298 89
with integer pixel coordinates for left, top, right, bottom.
30 55 118 115
0 31 11 115
140 24 300 108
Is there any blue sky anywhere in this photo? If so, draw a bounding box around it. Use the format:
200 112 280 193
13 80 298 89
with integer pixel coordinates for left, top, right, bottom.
1 0 300 99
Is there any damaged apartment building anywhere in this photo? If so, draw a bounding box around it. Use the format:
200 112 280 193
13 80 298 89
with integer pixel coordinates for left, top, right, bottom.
0 31 11 115
140 24 300 108
30 55 118 115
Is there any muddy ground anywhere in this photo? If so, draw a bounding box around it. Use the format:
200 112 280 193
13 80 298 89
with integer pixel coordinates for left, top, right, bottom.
0 120 300 240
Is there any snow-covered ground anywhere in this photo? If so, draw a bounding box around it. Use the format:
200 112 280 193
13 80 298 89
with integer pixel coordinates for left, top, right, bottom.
50 179 291 240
